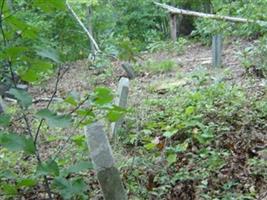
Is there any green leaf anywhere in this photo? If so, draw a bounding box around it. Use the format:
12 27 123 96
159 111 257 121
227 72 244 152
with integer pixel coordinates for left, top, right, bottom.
163 130 176 138
0 133 35 154
17 178 37 187
93 87 113 105
36 109 72 128
175 141 189 153
71 134 86 147
0 113 11 126
52 177 87 200
20 60 54 83
167 153 177 166
193 129 214 144
8 88 32 109
185 106 195 115
144 142 156 150
1 183 17 195
20 69 39 82
106 106 125 122
6 16 38 39
64 96 78 106
36 48 61 63
65 161 93 174
36 160 59 177
0 46 28 60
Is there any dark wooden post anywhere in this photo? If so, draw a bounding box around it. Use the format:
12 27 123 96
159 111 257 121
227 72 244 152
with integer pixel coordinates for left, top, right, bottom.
170 13 177 41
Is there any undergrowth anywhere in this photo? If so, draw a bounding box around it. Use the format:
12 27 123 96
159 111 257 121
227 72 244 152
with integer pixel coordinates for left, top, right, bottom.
119 70 267 199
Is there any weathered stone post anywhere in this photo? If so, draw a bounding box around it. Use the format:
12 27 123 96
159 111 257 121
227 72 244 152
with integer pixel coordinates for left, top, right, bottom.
111 77 129 137
0 96 5 113
84 121 127 200
212 34 223 68
170 13 177 41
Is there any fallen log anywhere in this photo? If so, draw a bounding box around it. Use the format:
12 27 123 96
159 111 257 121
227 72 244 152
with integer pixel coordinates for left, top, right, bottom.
154 2 267 27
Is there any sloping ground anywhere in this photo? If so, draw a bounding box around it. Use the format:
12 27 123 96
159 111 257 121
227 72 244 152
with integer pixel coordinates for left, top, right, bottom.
23 38 266 199
120 39 266 200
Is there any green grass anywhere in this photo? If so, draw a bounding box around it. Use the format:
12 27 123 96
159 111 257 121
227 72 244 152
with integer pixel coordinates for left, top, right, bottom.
143 59 177 74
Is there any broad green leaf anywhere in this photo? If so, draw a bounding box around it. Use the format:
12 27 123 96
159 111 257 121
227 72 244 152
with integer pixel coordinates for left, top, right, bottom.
106 106 125 122
144 142 156 150
0 113 11 126
20 60 54 83
36 109 72 128
20 69 39 82
6 16 38 39
163 130 176 138
0 133 35 154
0 46 28 60
65 161 93 174
167 153 177 166
52 177 87 200
93 87 113 105
17 178 37 187
36 48 61 63
8 89 32 109
64 96 78 106
1 183 17 195
36 160 59 177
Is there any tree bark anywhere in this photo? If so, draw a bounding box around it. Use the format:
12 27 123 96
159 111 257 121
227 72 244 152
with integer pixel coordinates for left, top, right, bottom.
87 5 96 55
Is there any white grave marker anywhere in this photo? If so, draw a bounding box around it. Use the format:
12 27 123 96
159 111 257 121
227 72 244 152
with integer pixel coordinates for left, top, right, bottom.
111 77 129 137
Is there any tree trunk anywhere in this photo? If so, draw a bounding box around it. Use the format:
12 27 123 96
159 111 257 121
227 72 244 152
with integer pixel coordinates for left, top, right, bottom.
87 5 96 55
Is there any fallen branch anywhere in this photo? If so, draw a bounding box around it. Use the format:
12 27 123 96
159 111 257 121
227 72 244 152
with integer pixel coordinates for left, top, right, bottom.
154 2 267 27
66 1 100 53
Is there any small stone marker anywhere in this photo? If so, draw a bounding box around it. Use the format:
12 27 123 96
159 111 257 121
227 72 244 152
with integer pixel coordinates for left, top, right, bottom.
212 34 223 68
0 96 5 113
170 13 177 41
111 77 130 137
84 121 127 200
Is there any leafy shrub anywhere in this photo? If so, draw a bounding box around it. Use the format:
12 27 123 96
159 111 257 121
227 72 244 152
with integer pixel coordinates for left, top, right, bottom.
147 38 188 54
193 0 267 40
241 36 267 78
143 59 177 74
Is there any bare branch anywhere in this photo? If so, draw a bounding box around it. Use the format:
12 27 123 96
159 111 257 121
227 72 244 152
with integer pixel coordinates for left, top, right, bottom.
154 2 267 27
66 0 100 53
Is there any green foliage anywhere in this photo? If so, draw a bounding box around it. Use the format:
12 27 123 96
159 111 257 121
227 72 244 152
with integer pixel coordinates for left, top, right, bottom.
143 59 177 74
0 133 35 154
241 36 267 77
8 89 32 109
147 38 188 54
36 109 72 128
52 177 87 200
120 67 266 198
193 0 267 40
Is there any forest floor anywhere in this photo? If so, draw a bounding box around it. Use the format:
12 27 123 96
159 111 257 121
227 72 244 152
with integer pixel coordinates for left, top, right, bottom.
28 38 267 199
